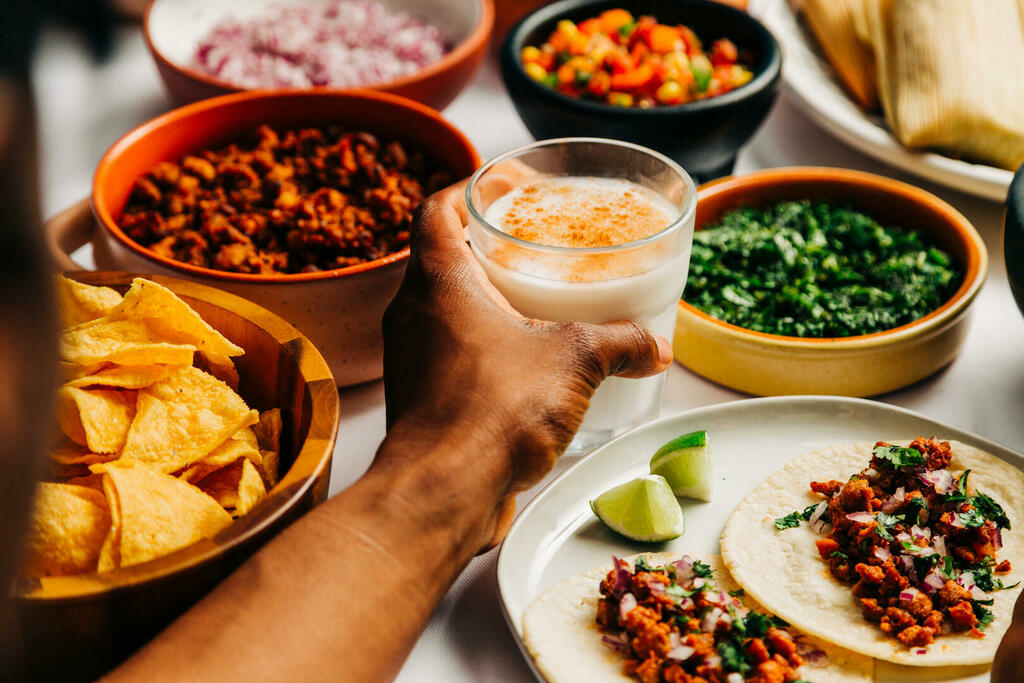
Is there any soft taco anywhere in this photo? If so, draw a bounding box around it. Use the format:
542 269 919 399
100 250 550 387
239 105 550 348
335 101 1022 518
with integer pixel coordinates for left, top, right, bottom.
522 552 873 683
721 438 1024 666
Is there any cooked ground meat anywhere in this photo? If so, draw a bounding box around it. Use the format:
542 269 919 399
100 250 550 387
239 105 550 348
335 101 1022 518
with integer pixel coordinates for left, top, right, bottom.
796 437 1017 649
118 125 452 274
598 556 806 682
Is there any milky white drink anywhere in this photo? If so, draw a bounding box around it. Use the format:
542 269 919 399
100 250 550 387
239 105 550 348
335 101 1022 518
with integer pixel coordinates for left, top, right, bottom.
472 176 693 448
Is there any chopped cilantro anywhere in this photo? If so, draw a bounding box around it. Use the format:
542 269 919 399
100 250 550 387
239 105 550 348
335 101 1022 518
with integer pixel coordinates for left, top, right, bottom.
956 509 987 528
971 557 1020 592
741 612 771 638
665 584 699 600
874 524 895 543
770 615 790 628
874 512 903 543
939 555 960 580
971 492 1010 530
717 640 751 675
774 511 804 530
692 560 714 578
801 503 822 521
873 445 925 469
830 550 849 561
944 470 971 503
972 601 995 630
729 588 746 597
633 556 661 573
913 553 940 579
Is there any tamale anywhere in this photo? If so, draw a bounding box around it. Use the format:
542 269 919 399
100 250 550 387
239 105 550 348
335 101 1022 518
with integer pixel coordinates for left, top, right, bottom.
797 0 879 110
864 0 1024 171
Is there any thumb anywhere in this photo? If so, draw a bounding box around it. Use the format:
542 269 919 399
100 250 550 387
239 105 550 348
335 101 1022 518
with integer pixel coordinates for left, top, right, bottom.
584 320 674 379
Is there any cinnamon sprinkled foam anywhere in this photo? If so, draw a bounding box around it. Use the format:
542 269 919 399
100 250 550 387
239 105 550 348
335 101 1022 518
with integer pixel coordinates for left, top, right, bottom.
483 177 678 249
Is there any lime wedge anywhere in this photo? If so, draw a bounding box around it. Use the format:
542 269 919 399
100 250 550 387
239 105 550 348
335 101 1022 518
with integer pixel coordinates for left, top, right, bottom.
589 475 685 542
649 430 713 501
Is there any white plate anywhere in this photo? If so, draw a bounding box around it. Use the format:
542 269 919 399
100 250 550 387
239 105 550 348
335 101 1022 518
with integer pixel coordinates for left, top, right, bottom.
497 396 1020 682
755 0 1013 202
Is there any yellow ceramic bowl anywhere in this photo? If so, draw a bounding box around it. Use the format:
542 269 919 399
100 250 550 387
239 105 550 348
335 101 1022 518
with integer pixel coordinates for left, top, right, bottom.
674 167 987 396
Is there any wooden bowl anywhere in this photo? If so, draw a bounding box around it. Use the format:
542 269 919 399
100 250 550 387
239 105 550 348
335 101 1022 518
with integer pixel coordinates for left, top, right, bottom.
674 167 988 396
73 89 479 387
12 271 340 682
144 0 494 111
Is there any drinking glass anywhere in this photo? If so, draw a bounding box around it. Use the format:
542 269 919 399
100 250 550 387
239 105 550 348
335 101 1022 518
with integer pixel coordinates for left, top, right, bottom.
465 138 697 452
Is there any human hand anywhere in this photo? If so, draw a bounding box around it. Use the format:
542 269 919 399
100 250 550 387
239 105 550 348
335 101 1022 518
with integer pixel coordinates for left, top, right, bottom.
378 175 673 551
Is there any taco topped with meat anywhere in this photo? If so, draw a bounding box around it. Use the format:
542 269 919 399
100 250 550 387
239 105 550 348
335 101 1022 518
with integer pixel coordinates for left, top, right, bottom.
722 439 1024 666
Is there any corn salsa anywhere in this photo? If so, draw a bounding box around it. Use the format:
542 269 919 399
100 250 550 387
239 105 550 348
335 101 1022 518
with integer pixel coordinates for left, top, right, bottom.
520 9 754 108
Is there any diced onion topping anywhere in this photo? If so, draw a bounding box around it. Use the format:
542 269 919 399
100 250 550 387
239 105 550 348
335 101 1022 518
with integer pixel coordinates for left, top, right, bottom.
874 546 891 561
601 633 629 651
667 644 696 661
918 469 954 494
809 501 828 526
933 536 947 557
701 607 724 632
910 525 931 540
864 468 879 479
672 555 695 582
923 571 945 594
619 593 638 620
727 673 744 683
846 511 875 524
899 587 920 602
611 556 631 598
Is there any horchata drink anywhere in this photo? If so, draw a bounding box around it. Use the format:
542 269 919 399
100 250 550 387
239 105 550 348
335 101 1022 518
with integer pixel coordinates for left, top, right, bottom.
466 139 696 452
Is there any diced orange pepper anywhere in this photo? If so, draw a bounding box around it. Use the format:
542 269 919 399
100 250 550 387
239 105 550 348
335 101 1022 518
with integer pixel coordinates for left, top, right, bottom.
606 52 633 75
588 70 611 96
569 33 590 55
599 9 634 33
610 63 654 91
648 25 681 54
578 18 602 35
678 25 702 56
711 38 738 66
548 32 569 52
557 64 576 85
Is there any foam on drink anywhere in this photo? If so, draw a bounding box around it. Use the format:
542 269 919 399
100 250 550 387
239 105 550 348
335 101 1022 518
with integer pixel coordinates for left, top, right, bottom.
483 177 679 249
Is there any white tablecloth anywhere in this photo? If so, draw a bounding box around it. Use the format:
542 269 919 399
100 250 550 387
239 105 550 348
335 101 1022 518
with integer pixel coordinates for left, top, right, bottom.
33 18 1022 682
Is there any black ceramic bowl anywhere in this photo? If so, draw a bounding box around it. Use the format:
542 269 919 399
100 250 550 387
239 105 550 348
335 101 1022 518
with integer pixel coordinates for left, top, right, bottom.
1004 165 1024 313
500 0 781 181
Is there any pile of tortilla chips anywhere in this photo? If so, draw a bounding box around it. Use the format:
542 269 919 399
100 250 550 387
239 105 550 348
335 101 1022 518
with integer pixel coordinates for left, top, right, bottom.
22 276 282 578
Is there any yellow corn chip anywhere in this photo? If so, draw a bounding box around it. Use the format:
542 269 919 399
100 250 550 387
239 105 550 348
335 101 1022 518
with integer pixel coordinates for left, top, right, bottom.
48 441 117 466
195 458 267 516
121 366 258 473
108 279 243 357
97 470 121 572
92 460 231 570
177 433 262 484
59 361 109 383
56 276 123 328
56 386 137 454
65 364 174 390
195 351 240 391
22 483 111 577
253 409 283 488
60 318 196 367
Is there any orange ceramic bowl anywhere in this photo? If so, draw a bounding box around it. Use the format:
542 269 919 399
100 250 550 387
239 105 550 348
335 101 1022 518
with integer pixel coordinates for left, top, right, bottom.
674 167 988 396
91 89 480 386
144 0 494 111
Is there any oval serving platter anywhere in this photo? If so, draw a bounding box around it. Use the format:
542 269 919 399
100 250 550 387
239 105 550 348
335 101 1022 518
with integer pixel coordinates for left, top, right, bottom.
497 396 1018 682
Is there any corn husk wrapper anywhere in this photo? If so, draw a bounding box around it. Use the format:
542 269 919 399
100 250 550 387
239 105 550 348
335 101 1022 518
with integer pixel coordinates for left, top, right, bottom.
797 0 879 109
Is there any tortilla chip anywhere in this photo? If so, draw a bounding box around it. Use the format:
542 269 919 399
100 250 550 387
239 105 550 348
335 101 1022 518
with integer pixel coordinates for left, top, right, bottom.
108 279 243 357
56 276 123 328
92 459 231 570
195 351 240 391
56 386 137 454
522 553 873 683
195 458 267 516
253 408 283 487
60 318 196 367
97 473 121 572
22 483 111 577
121 366 258 473
721 440 1024 666
59 361 108 383
48 441 117 466
177 432 262 484
65 364 174 390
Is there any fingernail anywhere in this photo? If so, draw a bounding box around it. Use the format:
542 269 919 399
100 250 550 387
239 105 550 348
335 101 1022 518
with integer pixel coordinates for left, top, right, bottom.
655 334 673 367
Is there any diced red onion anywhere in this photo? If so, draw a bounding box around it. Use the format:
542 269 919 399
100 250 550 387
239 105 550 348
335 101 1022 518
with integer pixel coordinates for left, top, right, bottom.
874 546 892 561
957 572 976 592
923 571 946 594
701 607 724 632
669 632 682 649
802 648 829 664
601 633 629 652
933 536 947 557
900 555 914 571
648 581 666 595
704 655 722 668
667 644 695 661
672 555 695 581
811 519 832 535
619 593 638 621
918 469 954 494
910 525 931 540
995 529 1004 551
896 532 912 543
692 578 706 589
611 556 631 598
912 647 927 655
727 674 744 683
864 468 880 479
899 587 920 602
719 612 734 627
809 501 828 526
678 597 695 611
846 511 875 524
951 516 966 529
880 486 907 514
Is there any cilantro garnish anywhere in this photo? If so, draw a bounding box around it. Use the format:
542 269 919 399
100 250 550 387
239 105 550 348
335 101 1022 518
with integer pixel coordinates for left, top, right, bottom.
939 555 960 580
774 511 803 530
665 584 699 600
972 602 995 630
971 557 1020 592
972 492 1011 530
872 445 925 469
944 470 971 503
741 612 771 638
633 556 661 573
913 553 940 579
956 509 987 528
770 615 790 628
717 640 751 675
801 503 822 521
830 550 849 561
728 588 745 597
692 560 714 578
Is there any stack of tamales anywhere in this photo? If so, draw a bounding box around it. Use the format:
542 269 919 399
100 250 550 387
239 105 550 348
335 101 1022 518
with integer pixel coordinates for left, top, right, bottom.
798 0 1024 170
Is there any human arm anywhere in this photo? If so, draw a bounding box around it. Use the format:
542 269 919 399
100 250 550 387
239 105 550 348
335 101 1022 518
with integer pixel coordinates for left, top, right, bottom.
103 179 672 682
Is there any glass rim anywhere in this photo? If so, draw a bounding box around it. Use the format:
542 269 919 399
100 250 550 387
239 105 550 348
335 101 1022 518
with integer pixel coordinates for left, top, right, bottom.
464 137 698 255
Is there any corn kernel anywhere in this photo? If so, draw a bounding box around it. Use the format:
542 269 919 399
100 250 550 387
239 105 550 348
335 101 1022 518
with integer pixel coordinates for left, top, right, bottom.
655 80 683 103
524 62 548 82
521 46 542 64
607 92 634 107
731 66 753 88
557 20 580 39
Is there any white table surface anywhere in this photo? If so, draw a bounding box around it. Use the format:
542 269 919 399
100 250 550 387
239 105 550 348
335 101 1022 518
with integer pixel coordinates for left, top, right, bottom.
32 17 1022 682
